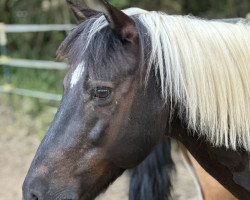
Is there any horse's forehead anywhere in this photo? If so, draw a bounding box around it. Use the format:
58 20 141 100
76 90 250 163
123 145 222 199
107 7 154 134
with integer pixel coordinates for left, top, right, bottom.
68 61 120 89
66 35 139 89
68 55 137 89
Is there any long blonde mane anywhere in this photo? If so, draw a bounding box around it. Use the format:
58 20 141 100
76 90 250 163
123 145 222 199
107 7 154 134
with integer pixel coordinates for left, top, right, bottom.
134 9 250 150
86 8 250 151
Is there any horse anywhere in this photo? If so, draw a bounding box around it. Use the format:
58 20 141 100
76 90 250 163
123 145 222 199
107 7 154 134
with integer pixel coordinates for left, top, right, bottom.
23 0 250 199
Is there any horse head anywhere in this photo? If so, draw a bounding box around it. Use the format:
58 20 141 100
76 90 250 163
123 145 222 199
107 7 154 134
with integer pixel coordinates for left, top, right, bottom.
23 1 169 199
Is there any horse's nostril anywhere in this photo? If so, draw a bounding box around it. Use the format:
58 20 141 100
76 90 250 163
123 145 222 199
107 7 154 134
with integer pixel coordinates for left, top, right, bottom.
31 193 39 200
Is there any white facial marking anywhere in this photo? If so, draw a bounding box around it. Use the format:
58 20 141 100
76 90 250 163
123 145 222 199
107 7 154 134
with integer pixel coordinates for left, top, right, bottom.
70 62 85 88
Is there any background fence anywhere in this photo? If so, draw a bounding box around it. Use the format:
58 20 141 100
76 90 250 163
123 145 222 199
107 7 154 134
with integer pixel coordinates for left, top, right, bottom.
0 23 76 102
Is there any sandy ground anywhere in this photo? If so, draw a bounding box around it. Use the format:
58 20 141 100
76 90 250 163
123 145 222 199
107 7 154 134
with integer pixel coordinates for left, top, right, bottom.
0 96 198 200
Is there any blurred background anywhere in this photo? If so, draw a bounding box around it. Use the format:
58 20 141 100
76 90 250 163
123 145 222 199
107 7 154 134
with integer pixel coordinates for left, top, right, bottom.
0 0 249 200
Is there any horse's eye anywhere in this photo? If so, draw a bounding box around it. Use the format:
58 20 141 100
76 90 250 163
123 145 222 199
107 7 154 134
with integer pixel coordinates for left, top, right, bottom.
91 87 111 100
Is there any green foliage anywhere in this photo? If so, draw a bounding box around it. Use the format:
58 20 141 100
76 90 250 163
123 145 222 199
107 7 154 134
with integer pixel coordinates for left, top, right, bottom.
110 0 129 8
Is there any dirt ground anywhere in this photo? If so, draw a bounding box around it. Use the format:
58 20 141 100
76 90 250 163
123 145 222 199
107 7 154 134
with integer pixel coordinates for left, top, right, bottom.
0 96 198 200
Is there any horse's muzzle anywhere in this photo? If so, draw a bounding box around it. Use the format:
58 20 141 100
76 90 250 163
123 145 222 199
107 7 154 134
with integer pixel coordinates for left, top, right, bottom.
22 176 79 200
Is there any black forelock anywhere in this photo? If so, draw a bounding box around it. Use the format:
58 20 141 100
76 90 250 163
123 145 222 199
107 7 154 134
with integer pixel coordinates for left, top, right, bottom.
56 15 151 80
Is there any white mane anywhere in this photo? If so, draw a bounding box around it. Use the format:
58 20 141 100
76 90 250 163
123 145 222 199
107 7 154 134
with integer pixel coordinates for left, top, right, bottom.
88 8 250 151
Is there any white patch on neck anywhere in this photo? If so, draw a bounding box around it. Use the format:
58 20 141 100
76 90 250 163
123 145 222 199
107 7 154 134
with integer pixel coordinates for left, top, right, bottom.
70 62 85 88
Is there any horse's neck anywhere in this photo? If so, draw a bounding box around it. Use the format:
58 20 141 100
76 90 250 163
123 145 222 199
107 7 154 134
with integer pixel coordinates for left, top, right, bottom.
169 118 250 199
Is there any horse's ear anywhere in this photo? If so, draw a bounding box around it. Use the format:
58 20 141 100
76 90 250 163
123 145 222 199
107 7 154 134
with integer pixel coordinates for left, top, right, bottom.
66 0 100 24
86 0 138 44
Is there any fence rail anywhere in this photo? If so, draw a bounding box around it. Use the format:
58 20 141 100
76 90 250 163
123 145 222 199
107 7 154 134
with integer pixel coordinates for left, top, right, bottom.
0 57 67 70
0 86 62 101
3 24 76 33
